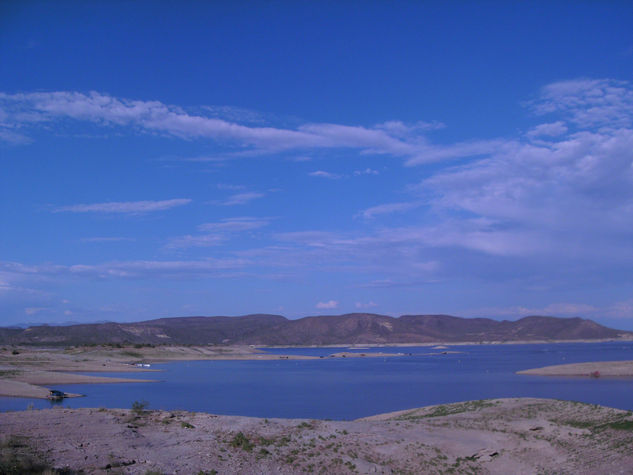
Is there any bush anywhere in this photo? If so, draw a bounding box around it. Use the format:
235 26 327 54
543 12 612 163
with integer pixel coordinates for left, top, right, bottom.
131 400 149 415
230 432 254 451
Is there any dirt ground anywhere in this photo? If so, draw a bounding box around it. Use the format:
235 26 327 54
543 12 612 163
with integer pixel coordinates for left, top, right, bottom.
1 398 633 474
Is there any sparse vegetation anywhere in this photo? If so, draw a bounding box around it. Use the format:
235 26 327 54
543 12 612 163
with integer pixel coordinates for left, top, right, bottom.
397 399 496 420
230 432 254 451
131 400 150 416
0 435 61 474
0 370 21 377
608 420 633 431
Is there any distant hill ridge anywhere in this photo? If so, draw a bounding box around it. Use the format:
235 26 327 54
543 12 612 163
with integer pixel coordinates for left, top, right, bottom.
1 313 630 346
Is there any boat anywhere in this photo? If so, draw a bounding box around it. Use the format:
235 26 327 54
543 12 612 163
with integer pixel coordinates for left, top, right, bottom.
47 389 66 401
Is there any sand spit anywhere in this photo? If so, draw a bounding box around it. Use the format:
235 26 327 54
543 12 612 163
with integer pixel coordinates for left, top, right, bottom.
1 398 632 474
0 345 409 399
518 360 633 377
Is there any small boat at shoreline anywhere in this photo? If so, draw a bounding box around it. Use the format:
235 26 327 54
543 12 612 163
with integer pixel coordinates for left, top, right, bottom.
47 389 66 401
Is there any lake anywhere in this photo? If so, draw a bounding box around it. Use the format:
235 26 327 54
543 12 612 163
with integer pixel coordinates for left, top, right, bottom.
2 341 633 419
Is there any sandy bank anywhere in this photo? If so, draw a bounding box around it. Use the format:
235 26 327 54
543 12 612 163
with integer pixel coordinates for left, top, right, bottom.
517 360 633 377
0 344 410 399
2 398 632 474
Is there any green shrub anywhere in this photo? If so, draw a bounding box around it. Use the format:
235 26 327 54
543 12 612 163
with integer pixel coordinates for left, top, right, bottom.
131 400 149 415
230 432 254 451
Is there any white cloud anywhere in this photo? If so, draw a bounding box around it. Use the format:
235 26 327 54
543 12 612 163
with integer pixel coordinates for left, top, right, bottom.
220 192 265 206
527 121 568 138
421 127 633 258
309 170 342 179
0 128 30 144
25 307 47 315
355 301 378 309
316 300 338 309
165 234 225 249
374 120 445 137
55 199 191 214
353 168 379 176
216 183 246 191
0 91 449 162
359 201 422 219
80 237 135 242
530 78 633 128
0 258 249 281
166 217 270 249
2 83 631 174
198 217 270 232
404 139 508 166
472 300 633 321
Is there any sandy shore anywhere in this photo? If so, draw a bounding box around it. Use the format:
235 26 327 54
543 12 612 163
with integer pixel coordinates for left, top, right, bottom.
517 360 633 377
0 345 408 399
1 398 632 474
264 336 633 348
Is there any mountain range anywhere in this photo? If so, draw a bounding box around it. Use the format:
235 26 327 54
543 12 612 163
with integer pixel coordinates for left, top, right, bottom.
1 313 631 346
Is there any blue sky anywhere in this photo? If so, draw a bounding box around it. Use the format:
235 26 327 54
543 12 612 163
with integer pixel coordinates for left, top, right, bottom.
1 1 633 328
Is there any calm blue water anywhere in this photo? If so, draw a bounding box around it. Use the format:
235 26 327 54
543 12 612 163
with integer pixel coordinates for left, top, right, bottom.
2 342 632 420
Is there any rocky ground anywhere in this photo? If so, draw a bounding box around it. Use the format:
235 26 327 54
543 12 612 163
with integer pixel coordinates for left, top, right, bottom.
1 398 633 474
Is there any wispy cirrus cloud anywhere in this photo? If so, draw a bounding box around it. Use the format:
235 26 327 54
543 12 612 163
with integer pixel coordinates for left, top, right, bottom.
359 201 422 219
198 217 270 232
353 168 379 176
164 234 225 249
0 258 249 280
216 183 246 191
0 91 455 163
309 170 342 179
166 217 271 249
2 82 631 170
80 237 135 243
219 192 265 206
54 199 191 214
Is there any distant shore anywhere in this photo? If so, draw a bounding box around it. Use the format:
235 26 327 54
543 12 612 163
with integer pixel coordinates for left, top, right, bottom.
3 340 633 400
263 337 633 348
517 360 633 377
0 345 406 399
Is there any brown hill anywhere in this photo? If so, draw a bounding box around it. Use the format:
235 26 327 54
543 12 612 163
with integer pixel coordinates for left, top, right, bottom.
0 313 629 346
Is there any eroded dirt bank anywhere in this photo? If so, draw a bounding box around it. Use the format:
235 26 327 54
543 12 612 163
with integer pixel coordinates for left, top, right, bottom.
1 398 632 474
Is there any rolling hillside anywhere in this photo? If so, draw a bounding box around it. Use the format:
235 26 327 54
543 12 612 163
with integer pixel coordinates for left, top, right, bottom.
0 313 630 346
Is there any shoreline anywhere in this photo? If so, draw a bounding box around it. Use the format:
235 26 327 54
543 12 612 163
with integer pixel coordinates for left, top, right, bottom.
0 345 407 399
517 360 633 377
3 340 633 400
262 336 633 348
